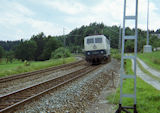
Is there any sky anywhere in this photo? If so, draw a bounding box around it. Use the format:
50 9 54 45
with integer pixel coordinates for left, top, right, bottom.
0 0 160 41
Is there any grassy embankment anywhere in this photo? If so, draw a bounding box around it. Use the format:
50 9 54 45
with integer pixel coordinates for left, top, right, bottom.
137 60 160 82
137 51 160 81
0 57 76 78
138 51 160 71
108 59 160 113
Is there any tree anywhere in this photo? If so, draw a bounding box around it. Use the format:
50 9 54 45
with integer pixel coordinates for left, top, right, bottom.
156 29 160 33
15 40 37 61
0 46 4 59
0 40 21 51
125 40 134 52
41 37 62 60
51 47 71 59
0 46 4 63
1 22 160 59
31 32 46 61
5 51 15 63
150 35 160 49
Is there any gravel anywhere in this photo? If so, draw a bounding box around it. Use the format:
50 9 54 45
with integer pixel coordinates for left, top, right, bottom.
15 59 120 113
0 65 86 96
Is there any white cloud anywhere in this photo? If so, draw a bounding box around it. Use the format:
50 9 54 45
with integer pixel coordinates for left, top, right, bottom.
0 1 34 26
138 0 160 30
64 0 160 31
0 0 160 41
65 0 123 28
12 2 34 16
0 1 64 41
26 18 63 36
45 0 86 15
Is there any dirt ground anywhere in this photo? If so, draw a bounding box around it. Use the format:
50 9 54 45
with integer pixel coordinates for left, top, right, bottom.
85 63 120 113
85 88 116 113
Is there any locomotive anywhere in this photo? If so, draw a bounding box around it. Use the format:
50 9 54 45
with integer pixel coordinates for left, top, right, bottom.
84 35 111 64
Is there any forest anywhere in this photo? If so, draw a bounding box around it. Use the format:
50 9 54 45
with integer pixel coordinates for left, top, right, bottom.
0 22 160 62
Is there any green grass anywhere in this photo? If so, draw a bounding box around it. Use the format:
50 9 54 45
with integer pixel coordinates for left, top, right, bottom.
108 59 160 113
137 60 160 82
138 51 160 71
0 57 76 78
111 48 121 60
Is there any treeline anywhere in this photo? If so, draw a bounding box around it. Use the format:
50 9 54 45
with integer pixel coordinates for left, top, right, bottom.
66 23 119 49
0 33 63 62
0 22 160 62
66 22 160 52
15 33 64 61
0 41 20 51
156 29 160 33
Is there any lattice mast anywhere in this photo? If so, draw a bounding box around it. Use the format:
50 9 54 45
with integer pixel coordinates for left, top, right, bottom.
116 0 138 112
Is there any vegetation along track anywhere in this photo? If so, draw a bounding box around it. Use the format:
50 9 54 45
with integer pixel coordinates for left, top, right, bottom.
0 64 101 113
0 60 85 83
0 60 86 96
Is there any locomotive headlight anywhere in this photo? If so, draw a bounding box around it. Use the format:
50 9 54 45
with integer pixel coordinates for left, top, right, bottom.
87 52 90 55
100 51 104 54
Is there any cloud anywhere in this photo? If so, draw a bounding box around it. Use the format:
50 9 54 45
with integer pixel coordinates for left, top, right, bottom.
0 1 34 26
0 0 160 41
12 2 34 16
45 0 86 15
64 0 160 31
0 1 64 41
65 0 123 28
138 0 160 30
26 18 63 36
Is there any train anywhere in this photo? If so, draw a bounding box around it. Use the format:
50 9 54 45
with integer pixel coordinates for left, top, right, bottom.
84 35 111 64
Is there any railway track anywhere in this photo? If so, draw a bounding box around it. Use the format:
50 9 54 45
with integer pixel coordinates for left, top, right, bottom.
0 64 101 113
0 60 85 83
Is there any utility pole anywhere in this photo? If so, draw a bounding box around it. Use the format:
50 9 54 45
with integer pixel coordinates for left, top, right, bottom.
119 25 122 53
63 27 66 47
143 0 152 52
147 0 149 45
63 27 66 64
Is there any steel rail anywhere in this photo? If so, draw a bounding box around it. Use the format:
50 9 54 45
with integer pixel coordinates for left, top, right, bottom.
0 60 85 83
0 65 101 113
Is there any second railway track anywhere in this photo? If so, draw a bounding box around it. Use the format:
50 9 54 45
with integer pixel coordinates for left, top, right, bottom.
0 60 86 96
0 60 85 83
0 64 101 113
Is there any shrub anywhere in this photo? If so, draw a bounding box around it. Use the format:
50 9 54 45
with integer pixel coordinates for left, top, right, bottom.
24 60 30 66
111 48 121 60
152 58 160 65
112 53 121 60
51 47 71 59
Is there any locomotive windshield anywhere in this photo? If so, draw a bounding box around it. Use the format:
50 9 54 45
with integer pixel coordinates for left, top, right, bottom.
87 38 94 44
95 38 102 43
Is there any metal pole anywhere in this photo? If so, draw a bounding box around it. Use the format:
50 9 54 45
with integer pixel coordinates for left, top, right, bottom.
119 25 121 53
134 0 138 105
120 0 126 104
63 28 66 63
63 27 65 47
147 0 149 45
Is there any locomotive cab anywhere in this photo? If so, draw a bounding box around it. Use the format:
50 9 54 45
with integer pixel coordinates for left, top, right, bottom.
84 35 110 64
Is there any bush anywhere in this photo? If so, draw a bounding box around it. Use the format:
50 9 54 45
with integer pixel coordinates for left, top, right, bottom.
111 48 121 60
5 51 15 63
112 53 121 60
152 58 160 65
24 60 30 66
51 47 71 59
